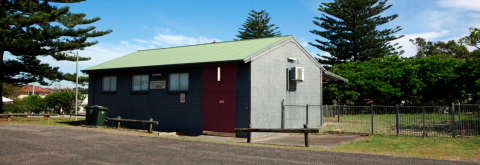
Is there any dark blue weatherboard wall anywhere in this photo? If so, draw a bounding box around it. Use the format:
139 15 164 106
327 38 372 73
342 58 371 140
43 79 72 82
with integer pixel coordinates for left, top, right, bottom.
88 63 252 137
88 66 204 133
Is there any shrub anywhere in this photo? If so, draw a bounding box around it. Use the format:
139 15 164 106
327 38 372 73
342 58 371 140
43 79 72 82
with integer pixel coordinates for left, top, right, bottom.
44 92 86 114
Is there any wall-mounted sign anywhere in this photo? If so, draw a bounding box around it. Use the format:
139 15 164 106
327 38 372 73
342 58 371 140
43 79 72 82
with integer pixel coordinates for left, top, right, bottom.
152 74 162 76
180 93 185 103
150 81 166 89
219 100 225 103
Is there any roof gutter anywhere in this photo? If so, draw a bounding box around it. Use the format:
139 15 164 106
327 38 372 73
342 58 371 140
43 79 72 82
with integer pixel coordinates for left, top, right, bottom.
81 60 245 73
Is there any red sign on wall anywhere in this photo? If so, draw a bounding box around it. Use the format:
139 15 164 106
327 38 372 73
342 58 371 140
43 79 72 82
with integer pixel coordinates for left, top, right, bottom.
180 93 185 103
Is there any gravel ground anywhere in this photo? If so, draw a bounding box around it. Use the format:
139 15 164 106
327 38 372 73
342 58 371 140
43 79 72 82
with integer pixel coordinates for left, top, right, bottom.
0 124 475 165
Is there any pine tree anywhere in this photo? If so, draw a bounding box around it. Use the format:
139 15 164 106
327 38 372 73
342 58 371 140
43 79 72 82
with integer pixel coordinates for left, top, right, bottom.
310 0 404 66
236 10 281 40
409 37 471 59
1 0 112 111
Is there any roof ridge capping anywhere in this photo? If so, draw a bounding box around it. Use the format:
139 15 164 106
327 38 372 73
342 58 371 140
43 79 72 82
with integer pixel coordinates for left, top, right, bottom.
137 35 294 52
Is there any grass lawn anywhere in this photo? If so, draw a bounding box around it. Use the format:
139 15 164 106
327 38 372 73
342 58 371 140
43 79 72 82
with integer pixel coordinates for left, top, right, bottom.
332 135 480 161
0 116 86 126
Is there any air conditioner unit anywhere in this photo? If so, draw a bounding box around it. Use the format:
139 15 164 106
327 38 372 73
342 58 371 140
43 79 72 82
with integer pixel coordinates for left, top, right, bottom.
290 67 304 81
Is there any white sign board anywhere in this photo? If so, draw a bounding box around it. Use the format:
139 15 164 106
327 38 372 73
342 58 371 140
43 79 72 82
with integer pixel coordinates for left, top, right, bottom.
180 93 185 103
150 81 166 89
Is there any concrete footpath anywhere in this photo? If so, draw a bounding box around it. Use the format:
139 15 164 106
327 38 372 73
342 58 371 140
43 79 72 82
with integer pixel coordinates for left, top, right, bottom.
160 132 366 148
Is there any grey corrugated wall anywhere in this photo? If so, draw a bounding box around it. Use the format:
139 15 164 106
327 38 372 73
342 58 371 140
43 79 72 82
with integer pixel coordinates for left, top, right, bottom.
250 38 322 137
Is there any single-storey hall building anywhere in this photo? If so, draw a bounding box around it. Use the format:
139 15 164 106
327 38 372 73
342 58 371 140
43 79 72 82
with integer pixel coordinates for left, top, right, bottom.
82 36 347 137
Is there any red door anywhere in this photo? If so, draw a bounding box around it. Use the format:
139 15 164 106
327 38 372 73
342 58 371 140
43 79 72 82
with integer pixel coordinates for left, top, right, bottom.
202 91 237 133
202 64 237 133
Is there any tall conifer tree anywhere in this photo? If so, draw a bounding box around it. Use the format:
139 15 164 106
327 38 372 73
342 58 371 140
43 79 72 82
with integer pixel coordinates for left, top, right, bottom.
310 0 404 66
236 10 281 40
1 0 112 110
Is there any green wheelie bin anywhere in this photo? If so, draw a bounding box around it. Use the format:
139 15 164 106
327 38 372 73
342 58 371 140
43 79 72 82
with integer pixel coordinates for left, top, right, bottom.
92 106 109 126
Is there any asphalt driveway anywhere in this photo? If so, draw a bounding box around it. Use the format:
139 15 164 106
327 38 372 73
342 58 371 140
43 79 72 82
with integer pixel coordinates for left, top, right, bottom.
0 124 474 165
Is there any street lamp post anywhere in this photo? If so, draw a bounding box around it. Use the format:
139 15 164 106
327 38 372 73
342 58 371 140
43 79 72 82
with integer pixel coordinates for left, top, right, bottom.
75 51 79 121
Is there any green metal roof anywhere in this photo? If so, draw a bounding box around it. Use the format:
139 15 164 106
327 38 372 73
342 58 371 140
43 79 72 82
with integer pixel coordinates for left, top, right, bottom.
83 36 292 71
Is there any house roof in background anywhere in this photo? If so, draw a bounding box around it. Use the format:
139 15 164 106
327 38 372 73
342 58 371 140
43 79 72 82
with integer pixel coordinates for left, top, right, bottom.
61 89 75 92
21 85 53 93
83 36 292 71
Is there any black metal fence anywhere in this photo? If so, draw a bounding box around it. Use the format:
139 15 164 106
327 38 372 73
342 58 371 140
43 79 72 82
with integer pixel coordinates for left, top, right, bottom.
282 104 480 138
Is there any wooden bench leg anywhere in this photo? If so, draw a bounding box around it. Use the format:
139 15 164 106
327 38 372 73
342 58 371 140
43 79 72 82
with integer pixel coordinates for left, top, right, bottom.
304 124 310 147
117 116 121 129
247 124 252 143
148 118 153 133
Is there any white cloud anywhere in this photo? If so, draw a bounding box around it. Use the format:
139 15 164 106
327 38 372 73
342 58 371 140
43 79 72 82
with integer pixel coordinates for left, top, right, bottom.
152 27 171 34
151 34 218 47
417 10 457 30
134 39 149 44
438 0 480 11
300 42 309 47
396 30 450 57
120 41 150 50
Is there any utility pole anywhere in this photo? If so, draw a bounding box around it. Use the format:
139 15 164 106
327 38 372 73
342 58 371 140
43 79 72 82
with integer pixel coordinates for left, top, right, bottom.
75 51 79 121
32 82 35 95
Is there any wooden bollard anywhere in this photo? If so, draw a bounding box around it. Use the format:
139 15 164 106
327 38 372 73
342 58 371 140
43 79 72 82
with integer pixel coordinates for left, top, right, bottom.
247 124 252 143
47 116 50 121
304 124 310 147
117 116 121 129
7 115 11 121
148 118 153 133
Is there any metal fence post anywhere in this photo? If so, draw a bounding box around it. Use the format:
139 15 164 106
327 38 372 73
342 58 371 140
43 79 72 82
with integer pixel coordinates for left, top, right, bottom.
396 104 399 136
371 104 374 135
451 103 456 138
306 104 309 125
422 107 426 137
338 106 341 122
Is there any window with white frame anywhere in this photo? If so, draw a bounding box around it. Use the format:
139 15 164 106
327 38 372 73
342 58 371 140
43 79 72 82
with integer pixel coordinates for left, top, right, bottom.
132 75 149 91
103 76 117 92
169 73 188 91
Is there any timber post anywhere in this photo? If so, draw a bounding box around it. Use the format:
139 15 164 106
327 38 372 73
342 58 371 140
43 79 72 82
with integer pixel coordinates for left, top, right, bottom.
148 118 153 133
247 124 252 143
47 116 50 121
7 115 10 121
304 124 310 147
117 116 121 129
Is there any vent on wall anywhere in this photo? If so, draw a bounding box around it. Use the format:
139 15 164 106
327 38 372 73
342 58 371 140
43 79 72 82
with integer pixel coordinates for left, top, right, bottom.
290 67 304 82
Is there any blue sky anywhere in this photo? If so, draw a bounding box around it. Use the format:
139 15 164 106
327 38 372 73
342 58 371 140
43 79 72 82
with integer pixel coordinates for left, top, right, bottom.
5 0 480 88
